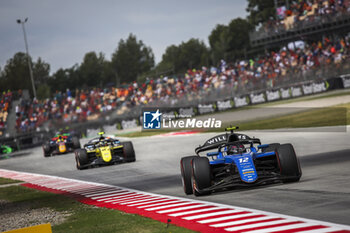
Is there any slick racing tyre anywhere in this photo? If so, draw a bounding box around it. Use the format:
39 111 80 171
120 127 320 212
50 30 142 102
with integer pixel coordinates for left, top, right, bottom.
75 149 89 170
122 141 136 162
191 157 212 196
276 143 302 183
180 156 197 195
43 142 51 157
263 143 280 153
72 136 81 149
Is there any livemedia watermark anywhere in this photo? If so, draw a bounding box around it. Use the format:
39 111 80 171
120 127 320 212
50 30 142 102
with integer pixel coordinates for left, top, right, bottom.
142 107 222 130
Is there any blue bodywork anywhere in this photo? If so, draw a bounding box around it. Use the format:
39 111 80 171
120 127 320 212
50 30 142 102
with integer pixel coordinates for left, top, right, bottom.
206 144 276 183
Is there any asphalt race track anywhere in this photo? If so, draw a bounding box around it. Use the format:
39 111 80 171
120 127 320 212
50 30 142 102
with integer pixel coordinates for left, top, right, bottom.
0 126 349 226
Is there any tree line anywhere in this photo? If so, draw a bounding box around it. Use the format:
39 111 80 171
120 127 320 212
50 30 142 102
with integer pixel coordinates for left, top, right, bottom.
0 0 274 99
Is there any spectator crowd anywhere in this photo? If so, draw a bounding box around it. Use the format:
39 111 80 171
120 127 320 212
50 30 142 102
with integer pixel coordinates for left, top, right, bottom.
253 0 350 38
11 35 350 133
0 91 13 136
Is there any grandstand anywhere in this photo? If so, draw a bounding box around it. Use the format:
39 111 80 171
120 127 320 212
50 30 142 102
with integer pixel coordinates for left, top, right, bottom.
3 0 350 141
0 91 13 136
250 0 350 48
10 35 350 135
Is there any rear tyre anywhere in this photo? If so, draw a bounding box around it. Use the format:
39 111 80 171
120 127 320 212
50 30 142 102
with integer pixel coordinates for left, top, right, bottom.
180 156 197 195
263 143 280 153
122 141 136 162
43 142 51 157
72 136 81 149
276 143 302 183
75 149 89 170
191 157 212 196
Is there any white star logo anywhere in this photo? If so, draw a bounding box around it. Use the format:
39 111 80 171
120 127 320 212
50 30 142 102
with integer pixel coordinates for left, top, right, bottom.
150 109 162 122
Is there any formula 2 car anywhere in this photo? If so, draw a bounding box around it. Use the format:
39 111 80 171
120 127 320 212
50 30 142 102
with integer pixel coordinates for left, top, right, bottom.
42 132 81 157
180 126 301 196
74 132 136 170
0 144 13 155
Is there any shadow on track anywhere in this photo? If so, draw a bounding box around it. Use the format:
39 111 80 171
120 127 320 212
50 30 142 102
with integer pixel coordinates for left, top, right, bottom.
299 149 350 167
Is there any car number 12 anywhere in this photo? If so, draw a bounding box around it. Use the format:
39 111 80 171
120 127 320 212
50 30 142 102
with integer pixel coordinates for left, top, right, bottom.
239 157 249 163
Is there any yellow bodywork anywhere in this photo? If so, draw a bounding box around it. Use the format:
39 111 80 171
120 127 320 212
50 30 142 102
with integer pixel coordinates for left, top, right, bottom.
99 146 112 162
89 144 124 163
58 143 67 153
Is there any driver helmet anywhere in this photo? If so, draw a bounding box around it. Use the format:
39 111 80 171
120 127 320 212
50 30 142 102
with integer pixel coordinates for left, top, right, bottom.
227 143 246 154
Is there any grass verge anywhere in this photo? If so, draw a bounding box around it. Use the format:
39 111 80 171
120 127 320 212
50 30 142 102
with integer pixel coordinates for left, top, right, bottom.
230 105 349 131
0 184 194 233
0 177 21 185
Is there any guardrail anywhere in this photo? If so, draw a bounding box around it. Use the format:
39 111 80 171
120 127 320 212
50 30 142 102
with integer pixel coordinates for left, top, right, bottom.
1 73 350 151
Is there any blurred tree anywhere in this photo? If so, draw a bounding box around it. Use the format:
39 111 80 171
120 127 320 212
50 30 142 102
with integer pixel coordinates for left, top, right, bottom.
226 18 252 60
33 57 50 85
158 38 209 74
209 18 252 63
79 52 105 87
209 24 230 65
36 84 51 100
111 34 154 84
0 53 51 96
100 60 116 86
246 0 276 26
0 52 30 93
48 64 81 93
48 68 71 92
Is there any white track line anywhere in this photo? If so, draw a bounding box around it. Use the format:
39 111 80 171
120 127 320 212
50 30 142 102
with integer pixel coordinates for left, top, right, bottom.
224 220 303 232
108 194 149 203
169 207 225 217
145 202 191 211
120 197 165 205
240 222 323 233
210 216 280 227
90 191 131 199
1 168 349 233
84 189 123 197
127 198 170 207
136 200 182 208
198 212 258 224
184 210 243 220
157 204 208 214
98 193 145 202
297 227 343 233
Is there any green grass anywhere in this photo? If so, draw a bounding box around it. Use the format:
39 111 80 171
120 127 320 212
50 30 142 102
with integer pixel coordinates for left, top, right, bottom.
236 105 348 131
0 184 195 233
0 177 21 185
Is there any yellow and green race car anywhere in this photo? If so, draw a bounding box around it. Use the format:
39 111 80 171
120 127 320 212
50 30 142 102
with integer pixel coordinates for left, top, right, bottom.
74 132 135 170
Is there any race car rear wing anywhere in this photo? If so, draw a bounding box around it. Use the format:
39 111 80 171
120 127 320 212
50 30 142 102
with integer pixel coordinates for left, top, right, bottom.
195 133 261 155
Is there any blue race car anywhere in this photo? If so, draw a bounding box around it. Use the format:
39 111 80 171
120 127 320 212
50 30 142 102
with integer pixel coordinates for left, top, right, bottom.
180 127 302 196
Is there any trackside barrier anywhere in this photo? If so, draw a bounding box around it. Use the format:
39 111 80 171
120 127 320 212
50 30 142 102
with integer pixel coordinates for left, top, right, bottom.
1 75 349 144
3 224 52 233
117 75 349 130
0 131 52 152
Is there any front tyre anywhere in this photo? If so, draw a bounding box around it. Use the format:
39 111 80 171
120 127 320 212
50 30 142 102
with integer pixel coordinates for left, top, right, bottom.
276 143 302 183
180 156 197 195
191 157 212 196
43 142 51 157
72 136 81 149
263 143 280 153
122 141 136 162
75 149 89 170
